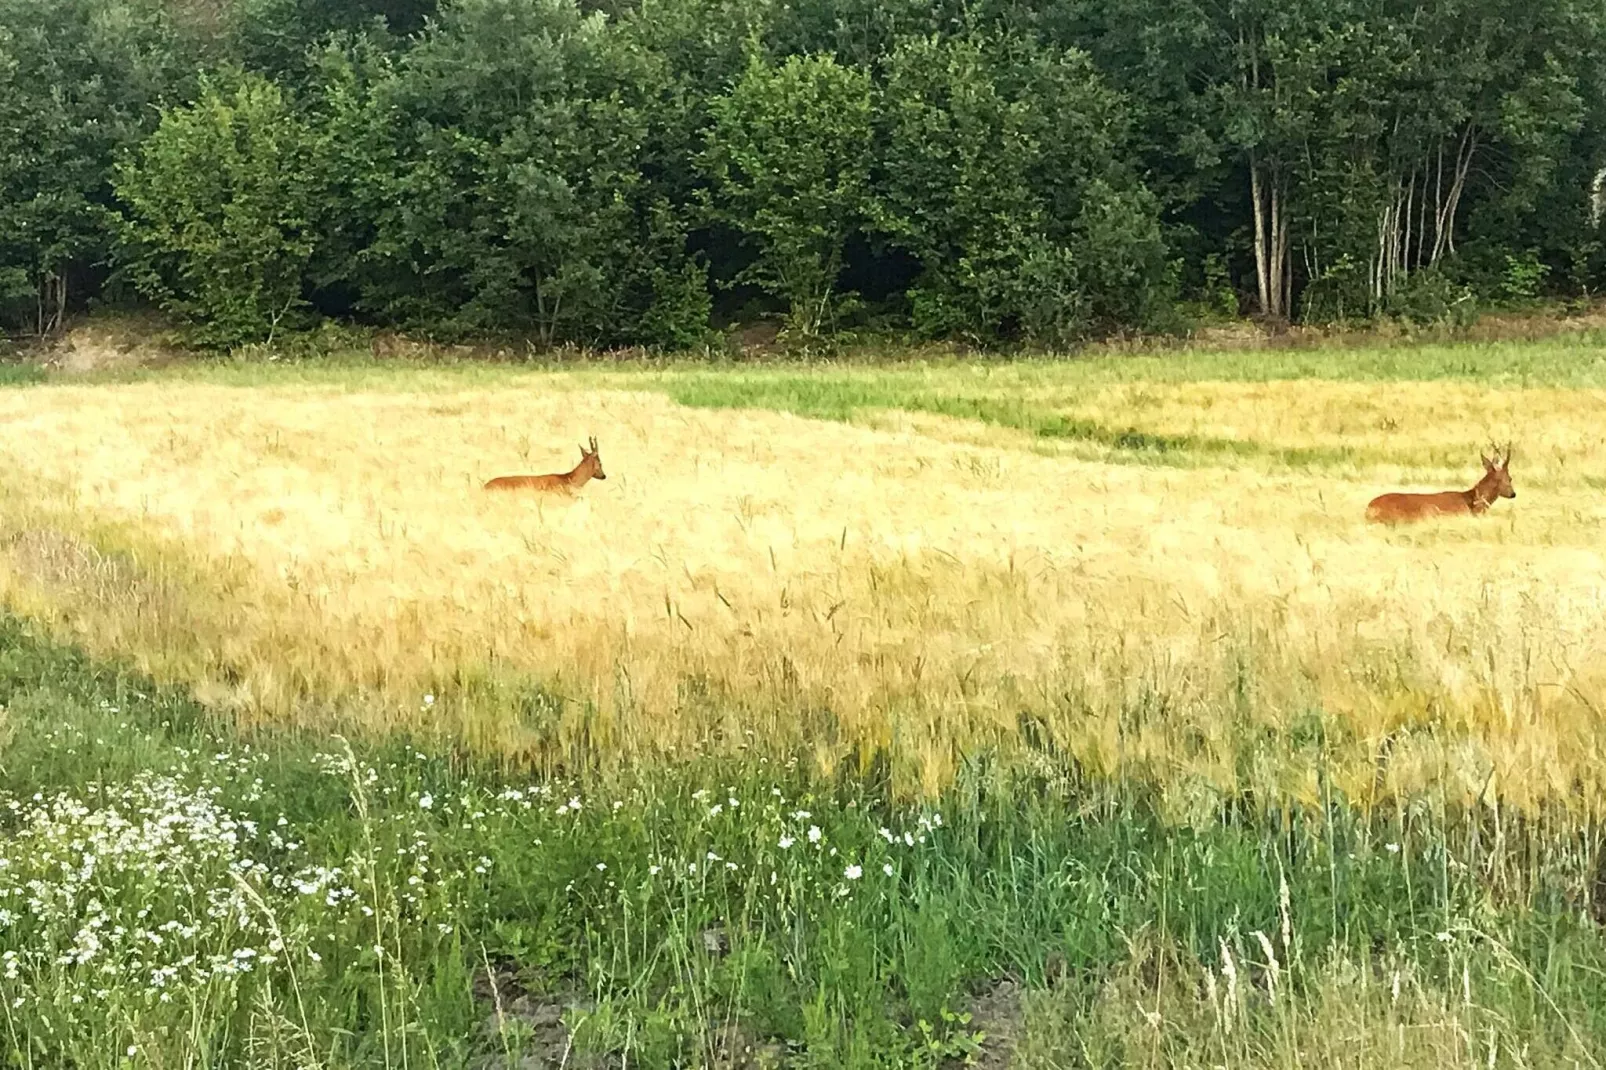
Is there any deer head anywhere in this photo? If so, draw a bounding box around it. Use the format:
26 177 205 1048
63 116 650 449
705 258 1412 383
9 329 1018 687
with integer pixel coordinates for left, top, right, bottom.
1478 443 1514 500
580 436 606 480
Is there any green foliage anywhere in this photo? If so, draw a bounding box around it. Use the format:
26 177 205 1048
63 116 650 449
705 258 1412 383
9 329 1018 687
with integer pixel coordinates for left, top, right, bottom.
1384 267 1480 329
1500 250 1552 301
10 0 1606 345
114 73 321 348
913 1008 985 1065
0 0 188 334
875 35 1170 346
1069 0 1606 322
875 35 1053 342
702 54 875 337
311 0 705 347
1199 253 1240 318
640 256 718 351
226 0 436 79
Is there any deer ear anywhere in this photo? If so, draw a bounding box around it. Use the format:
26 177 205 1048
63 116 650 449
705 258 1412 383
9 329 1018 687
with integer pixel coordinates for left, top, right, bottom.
1481 453 1493 470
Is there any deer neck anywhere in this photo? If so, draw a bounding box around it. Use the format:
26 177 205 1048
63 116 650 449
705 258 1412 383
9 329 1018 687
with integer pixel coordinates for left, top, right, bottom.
1466 474 1497 512
566 459 594 487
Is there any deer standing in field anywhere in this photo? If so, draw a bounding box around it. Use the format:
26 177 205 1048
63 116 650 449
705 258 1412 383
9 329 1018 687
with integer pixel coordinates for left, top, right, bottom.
483 437 607 494
1365 445 1514 524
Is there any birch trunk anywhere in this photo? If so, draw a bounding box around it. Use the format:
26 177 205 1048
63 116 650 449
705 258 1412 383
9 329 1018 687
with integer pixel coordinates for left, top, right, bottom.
1251 152 1271 316
1431 125 1478 264
1250 158 1290 320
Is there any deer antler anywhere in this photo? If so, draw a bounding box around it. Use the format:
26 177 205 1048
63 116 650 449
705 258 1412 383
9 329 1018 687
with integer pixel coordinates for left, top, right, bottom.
589 436 599 452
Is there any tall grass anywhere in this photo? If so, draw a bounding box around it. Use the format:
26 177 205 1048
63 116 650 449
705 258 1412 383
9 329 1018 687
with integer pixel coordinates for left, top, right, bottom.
0 363 1604 808
3 340 1606 1064
1 614 1603 1067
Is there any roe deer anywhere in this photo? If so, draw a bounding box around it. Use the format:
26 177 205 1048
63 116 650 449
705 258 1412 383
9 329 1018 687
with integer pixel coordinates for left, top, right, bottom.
1365 445 1514 524
484 437 607 494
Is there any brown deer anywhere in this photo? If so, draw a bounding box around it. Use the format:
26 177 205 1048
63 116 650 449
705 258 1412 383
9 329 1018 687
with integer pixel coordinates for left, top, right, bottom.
484 438 607 494
1365 445 1514 524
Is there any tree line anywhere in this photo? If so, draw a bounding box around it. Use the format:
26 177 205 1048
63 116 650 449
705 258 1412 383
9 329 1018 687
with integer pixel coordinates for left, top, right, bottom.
4 0 1605 349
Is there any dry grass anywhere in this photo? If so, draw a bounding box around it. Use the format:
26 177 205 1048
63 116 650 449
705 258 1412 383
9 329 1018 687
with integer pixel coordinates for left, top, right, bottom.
1 370 1604 806
1017 937 1603 1069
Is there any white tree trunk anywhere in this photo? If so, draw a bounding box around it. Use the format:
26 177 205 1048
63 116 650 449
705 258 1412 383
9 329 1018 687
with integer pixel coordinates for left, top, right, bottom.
1431 125 1477 264
1250 158 1290 320
1251 154 1270 314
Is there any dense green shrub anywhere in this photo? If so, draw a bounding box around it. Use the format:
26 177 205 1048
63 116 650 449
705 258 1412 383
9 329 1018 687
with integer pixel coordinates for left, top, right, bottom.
308 0 708 347
0 0 190 334
3 0 1604 345
877 35 1169 345
115 73 322 348
702 54 875 337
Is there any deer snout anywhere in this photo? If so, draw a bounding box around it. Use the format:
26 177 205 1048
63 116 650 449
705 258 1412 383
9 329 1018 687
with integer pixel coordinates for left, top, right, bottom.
594 472 607 480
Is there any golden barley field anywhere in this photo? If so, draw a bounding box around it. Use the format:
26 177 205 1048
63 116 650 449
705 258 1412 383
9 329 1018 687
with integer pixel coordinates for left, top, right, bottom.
2 351 1606 809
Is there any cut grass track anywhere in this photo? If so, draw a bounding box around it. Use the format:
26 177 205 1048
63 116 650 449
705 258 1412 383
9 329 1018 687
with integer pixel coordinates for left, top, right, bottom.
57 331 1606 471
